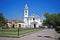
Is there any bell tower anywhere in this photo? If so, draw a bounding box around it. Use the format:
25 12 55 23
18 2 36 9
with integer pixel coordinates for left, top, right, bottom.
24 4 28 23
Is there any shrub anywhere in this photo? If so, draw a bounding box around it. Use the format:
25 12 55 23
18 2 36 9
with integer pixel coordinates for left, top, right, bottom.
55 26 60 32
57 26 60 28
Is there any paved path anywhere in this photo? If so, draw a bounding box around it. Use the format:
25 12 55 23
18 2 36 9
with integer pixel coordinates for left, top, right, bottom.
0 29 58 40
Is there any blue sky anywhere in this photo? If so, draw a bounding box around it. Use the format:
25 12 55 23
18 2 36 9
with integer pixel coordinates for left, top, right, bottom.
0 0 60 20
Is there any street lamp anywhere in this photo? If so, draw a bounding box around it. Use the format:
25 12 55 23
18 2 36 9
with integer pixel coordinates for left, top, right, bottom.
18 27 19 37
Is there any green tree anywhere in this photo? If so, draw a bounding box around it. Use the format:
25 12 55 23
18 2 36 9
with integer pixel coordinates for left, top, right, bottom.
44 12 53 26
43 12 60 28
0 13 6 29
56 13 60 26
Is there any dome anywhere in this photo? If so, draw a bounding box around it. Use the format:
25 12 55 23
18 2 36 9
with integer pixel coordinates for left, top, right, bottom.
24 4 28 10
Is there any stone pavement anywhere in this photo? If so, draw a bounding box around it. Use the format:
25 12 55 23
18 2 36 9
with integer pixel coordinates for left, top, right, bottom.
0 29 58 40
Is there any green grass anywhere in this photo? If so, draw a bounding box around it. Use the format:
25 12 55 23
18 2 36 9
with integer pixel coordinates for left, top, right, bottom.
0 28 40 36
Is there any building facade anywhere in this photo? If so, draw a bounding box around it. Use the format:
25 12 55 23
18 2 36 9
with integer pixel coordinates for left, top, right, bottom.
7 20 23 28
23 4 43 28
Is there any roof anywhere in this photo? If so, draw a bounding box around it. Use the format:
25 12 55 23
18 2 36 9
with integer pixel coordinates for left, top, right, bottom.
7 20 23 23
15 20 23 23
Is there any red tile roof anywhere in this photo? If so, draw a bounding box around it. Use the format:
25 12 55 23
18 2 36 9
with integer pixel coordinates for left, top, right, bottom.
7 20 23 23
16 20 23 23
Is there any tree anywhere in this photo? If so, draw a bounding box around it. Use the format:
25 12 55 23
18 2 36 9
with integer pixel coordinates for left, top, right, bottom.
0 13 6 29
43 12 53 26
43 12 60 28
56 13 60 26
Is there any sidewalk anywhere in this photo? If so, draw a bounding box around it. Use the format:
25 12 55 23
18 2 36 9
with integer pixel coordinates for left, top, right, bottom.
18 29 57 40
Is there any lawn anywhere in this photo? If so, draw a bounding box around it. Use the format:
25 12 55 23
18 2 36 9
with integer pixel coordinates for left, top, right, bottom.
0 28 40 36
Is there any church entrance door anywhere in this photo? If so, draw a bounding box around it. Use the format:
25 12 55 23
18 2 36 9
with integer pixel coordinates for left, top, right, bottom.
34 24 36 28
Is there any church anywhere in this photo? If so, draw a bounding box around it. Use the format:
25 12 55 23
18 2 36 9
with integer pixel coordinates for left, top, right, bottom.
21 4 43 28
7 4 43 28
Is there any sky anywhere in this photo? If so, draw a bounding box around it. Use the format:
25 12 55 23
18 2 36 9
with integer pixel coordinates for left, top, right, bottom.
0 0 60 20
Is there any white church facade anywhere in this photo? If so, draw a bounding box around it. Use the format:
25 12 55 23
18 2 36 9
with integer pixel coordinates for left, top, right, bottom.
7 4 43 28
20 4 43 28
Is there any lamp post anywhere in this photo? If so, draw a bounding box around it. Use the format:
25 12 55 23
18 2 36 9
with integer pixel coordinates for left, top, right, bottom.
18 27 19 37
